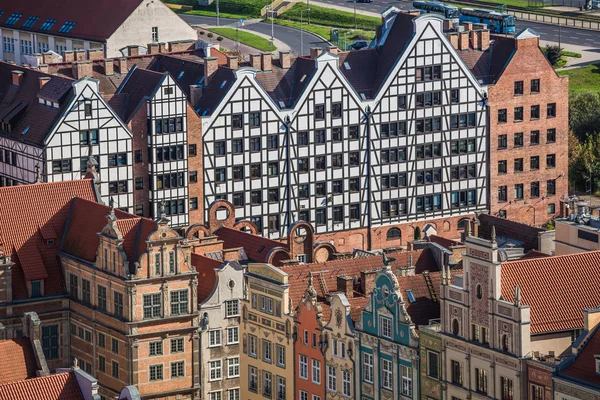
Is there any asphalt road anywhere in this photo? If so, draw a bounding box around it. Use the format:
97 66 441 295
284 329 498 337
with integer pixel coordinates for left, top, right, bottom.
334 0 600 46
181 15 331 55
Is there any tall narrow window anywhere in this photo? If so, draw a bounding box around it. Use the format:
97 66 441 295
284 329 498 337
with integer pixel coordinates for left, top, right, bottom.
154 253 161 275
169 251 175 274
152 27 159 42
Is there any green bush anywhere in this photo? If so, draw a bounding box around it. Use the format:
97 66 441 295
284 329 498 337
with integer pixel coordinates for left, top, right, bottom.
279 3 380 31
207 32 214 38
186 0 266 18
545 45 562 67
414 227 422 241
199 31 205 35
217 36 224 41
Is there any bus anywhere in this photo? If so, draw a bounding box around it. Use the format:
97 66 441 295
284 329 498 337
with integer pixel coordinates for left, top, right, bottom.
459 8 516 34
412 1 460 20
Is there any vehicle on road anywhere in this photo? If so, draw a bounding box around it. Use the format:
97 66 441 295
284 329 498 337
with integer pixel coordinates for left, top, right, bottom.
412 1 460 19
459 8 516 34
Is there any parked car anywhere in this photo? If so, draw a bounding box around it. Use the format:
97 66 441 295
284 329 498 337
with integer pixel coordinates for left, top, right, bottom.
348 41 368 50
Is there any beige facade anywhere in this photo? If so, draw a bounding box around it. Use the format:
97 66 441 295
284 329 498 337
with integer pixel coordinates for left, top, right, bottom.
555 217 600 255
240 264 294 400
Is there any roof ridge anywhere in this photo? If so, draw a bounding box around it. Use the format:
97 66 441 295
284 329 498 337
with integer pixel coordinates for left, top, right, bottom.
503 249 600 266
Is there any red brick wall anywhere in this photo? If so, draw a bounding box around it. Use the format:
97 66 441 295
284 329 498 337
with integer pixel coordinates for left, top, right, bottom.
487 36 569 226
129 107 150 217
187 104 204 225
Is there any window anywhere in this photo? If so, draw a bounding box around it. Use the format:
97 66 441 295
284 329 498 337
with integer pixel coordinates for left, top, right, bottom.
316 129 327 142
398 365 411 395
171 361 185 378
398 95 407 109
41 325 59 360
209 392 222 400
514 158 523 172
363 353 373 383
332 102 342 118
531 156 540 170
152 27 159 42
268 162 279 176
232 113 243 129
498 160 507 174
531 79 540 93
189 144 197 156
547 179 556 195
97 332 105 348
143 293 161 319
263 339 272 362
498 109 507 123
451 89 460 103
380 316 392 339
248 112 260 126
228 389 240 400
228 358 240 378
225 300 239 317
349 125 360 139
52 159 72 173
312 359 321 384
498 135 507 149
98 354 106 373
451 360 462 385
315 156 326 170
514 107 523 122
249 366 258 392
547 128 556 143
277 376 286 400
263 372 272 397
531 181 540 198
531 383 544 400
299 355 308 379
427 351 439 379
209 329 222 347
149 341 163 356
546 154 556 168
333 206 343 223
248 335 257 357
315 104 325 119
350 204 360 221
112 338 119 354
342 370 351 397
108 180 128 194
531 130 540 145
316 208 327 225
548 203 556 214
276 344 285 367
514 81 524 95
298 131 308 145
268 214 280 232
547 103 556 118
170 290 188 315
298 158 309 172
97 285 107 311
171 338 184 353
250 137 261 152
232 166 244 180
227 327 239 344
531 105 540 119
514 132 523 147
3 37 15 53
349 152 359 166
332 180 343 194
209 360 222 381
232 139 243 153
114 291 123 318
112 361 119 379
515 184 524 200
81 279 90 304
475 368 488 394
328 365 337 392
268 135 278 149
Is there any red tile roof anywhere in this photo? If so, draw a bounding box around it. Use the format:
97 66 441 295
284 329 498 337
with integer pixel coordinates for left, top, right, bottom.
0 180 97 299
0 338 38 384
501 251 600 334
0 0 144 42
561 325 600 386
0 371 84 400
216 227 287 263
428 235 462 249
192 253 220 303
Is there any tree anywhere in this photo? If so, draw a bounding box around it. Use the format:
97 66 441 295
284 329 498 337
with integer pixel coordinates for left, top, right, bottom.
569 91 600 140
569 132 600 193
414 226 422 240
545 45 562 67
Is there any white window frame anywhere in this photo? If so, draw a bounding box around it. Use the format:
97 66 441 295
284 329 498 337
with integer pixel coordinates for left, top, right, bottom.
363 353 373 383
401 365 412 396
380 316 392 339
209 391 222 400
299 354 308 380
297 254 306 264
342 370 352 397
209 360 222 381
227 357 240 378
382 359 393 390
225 300 240 317
227 327 239 344
208 329 222 347
276 344 285 367
248 334 257 357
327 365 337 392
262 339 272 363
300 391 308 400
312 359 321 384
227 388 240 400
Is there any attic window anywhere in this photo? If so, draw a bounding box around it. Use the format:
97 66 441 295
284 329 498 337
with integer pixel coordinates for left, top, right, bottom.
177 71 185 80
164 87 174 95
47 239 55 246
360 93 366 100
278 101 285 108
258 245 265 253
406 289 416 303
22 16 39 28
343 61 351 70
84 101 92 117
39 18 57 31
5 13 22 26
58 21 76 33
300 74 307 83
21 126 30 135
220 80 228 89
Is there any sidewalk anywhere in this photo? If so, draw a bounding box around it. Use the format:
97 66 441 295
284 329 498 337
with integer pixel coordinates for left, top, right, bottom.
311 0 381 17
539 39 600 68
195 26 290 60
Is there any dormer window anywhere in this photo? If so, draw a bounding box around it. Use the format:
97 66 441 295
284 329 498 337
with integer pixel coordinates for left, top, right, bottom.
595 356 600 374
31 280 42 298
46 239 55 247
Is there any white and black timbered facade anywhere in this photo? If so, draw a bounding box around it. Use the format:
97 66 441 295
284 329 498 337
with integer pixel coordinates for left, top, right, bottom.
369 15 488 228
146 73 190 226
0 137 44 187
201 14 488 240
44 79 134 211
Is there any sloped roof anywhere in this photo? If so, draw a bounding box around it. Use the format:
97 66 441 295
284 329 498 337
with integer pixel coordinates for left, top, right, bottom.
478 213 546 252
0 180 97 299
0 0 144 42
561 324 600 386
428 235 462 249
0 338 38 384
501 251 600 334
148 53 206 100
117 67 165 122
0 371 84 400
215 227 287 263
0 62 73 147
192 253 221 303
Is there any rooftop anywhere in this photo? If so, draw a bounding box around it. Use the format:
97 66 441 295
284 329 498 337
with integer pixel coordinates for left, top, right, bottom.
0 371 84 400
0 338 38 384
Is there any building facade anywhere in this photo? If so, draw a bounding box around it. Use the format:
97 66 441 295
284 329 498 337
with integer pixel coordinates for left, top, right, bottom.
240 263 294 400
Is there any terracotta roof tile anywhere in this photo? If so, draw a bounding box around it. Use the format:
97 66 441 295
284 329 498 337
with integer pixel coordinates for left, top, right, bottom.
0 371 84 400
192 253 221 303
501 251 600 334
0 180 97 299
216 227 287 264
0 338 38 384
561 325 600 385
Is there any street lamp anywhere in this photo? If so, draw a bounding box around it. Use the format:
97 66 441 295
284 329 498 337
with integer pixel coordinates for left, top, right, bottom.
216 0 220 26
266 5 274 43
307 0 310 24
300 8 310 56
354 0 357 29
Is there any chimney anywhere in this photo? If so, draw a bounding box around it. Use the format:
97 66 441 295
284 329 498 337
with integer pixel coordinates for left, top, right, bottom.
459 31 469 51
310 47 321 59
87 48 104 61
72 61 93 79
463 22 473 31
38 77 50 89
104 59 114 76
159 42 169 53
74 50 86 61
39 64 49 74
62 50 75 63
223 248 241 262
360 270 377 295
190 84 203 107
147 43 160 54
116 58 128 74
584 307 600 331
443 19 453 31
249 53 261 70
260 52 272 72
337 275 354 299
470 30 480 50
127 45 139 57
42 52 55 65
326 46 339 55
480 30 491 51
204 56 218 85
226 55 238 70
279 51 291 69
11 70 24 86
446 33 459 50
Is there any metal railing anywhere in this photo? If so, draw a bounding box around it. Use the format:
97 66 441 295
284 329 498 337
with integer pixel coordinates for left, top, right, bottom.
509 9 600 29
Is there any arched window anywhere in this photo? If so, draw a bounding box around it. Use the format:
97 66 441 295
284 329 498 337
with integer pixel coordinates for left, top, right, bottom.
452 319 460 336
476 284 483 299
502 334 509 352
457 218 470 230
387 228 401 240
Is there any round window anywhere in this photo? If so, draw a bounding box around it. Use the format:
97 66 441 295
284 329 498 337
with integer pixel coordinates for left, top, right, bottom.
228 279 235 289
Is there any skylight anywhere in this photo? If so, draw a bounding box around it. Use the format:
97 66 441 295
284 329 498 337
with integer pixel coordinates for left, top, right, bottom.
21 126 30 135
22 16 39 28
343 61 351 70
278 101 285 108
0 12 4 18
58 21 76 33
406 289 416 303
5 13 22 26
198 76 205 85
39 18 57 31
300 74 307 83
177 71 185 80
220 80 227 89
